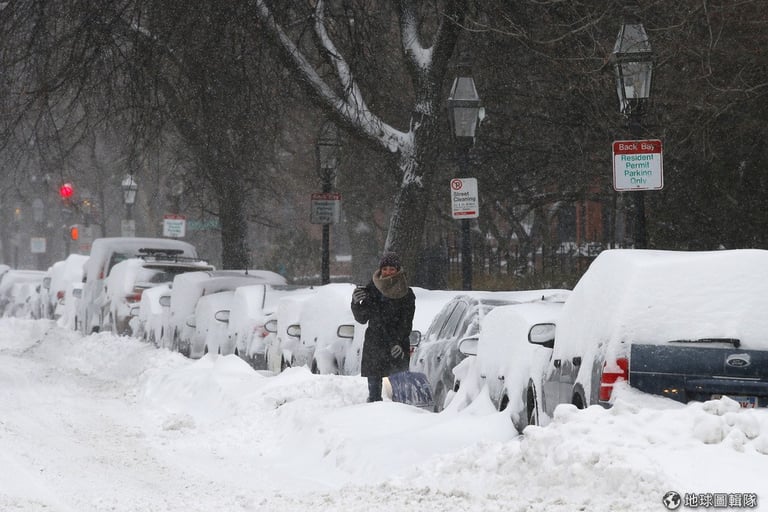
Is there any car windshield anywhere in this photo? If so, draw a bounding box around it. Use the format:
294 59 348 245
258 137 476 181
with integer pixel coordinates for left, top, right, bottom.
135 266 211 286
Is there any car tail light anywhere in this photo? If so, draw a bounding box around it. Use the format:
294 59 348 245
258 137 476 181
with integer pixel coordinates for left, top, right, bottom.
125 289 144 303
599 357 628 402
253 324 269 338
56 291 65 300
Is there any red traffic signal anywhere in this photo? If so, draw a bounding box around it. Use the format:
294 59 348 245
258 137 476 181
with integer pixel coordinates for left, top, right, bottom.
59 182 74 199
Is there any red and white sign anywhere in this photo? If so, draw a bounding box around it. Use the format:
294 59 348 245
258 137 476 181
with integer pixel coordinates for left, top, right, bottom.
451 178 479 219
310 192 342 225
612 139 664 191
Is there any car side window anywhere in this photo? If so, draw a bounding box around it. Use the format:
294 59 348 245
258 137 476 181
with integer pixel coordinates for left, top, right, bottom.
438 301 469 341
425 303 458 342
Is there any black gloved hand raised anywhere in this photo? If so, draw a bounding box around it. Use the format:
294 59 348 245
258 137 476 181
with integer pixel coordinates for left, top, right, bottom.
352 288 368 304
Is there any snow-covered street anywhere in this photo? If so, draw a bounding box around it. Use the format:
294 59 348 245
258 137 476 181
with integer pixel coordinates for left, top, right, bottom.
2 318 767 512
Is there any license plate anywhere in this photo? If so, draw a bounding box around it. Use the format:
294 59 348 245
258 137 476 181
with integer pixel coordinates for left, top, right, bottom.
711 394 758 408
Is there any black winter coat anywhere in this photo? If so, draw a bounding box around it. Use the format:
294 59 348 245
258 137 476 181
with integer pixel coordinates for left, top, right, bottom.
351 280 415 378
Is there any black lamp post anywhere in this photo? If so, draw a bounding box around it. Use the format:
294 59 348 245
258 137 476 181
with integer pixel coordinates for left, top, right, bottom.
316 121 341 285
447 57 482 290
121 174 138 237
32 198 45 270
612 21 653 248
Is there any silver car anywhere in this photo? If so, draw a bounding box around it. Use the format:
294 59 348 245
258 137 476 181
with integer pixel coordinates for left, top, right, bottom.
410 289 570 412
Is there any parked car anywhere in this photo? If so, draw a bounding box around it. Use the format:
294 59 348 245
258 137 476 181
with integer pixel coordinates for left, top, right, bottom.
57 281 83 331
222 283 307 366
103 253 213 335
163 270 288 357
188 290 235 358
303 283 357 374
411 289 571 412
44 254 89 320
79 237 199 335
263 288 320 373
452 300 566 432
136 283 172 345
0 269 46 318
527 249 768 421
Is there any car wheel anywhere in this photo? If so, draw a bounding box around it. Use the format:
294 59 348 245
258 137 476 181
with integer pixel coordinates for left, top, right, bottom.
572 392 585 409
526 386 539 426
280 357 290 372
311 360 320 374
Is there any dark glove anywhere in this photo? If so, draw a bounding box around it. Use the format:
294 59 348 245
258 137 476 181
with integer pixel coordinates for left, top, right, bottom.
352 288 368 304
390 345 404 359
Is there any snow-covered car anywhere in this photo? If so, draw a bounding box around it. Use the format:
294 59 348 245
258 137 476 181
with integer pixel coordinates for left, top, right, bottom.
0 270 46 318
263 288 320 373
222 283 307 366
451 300 566 431
528 249 768 418
304 283 357 374
43 255 89 320
163 270 288 357
79 237 199 335
188 290 235 358
136 283 172 345
410 289 571 412
58 281 84 331
103 253 213 335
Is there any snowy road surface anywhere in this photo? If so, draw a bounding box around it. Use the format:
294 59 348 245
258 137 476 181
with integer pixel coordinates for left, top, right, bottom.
1 318 767 511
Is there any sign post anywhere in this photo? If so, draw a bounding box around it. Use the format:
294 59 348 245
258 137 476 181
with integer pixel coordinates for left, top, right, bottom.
612 139 664 191
450 178 479 291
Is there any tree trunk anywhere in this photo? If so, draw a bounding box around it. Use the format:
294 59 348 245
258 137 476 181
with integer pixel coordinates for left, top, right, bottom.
217 182 250 269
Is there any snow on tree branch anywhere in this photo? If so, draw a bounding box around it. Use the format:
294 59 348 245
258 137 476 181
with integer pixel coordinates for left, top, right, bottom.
255 0 411 155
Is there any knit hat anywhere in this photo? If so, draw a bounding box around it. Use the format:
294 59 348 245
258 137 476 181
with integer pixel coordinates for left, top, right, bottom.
378 252 402 270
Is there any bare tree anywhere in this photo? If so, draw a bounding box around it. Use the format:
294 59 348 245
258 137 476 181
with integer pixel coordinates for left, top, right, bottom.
253 0 468 273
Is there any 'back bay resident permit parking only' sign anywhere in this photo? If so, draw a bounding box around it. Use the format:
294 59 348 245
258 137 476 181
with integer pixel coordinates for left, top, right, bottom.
451 178 479 219
612 139 663 191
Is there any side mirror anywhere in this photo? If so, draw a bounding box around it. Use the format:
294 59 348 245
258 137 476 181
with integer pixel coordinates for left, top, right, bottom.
409 330 422 347
129 306 140 317
457 336 479 356
286 324 301 338
337 324 355 339
72 288 83 299
528 323 556 349
214 310 230 323
185 315 196 328
159 295 171 307
264 318 278 334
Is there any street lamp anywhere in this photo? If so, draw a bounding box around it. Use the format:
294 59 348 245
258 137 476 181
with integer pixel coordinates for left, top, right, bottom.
315 121 341 285
612 21 653 248
447 55 482 290
121 174 138 237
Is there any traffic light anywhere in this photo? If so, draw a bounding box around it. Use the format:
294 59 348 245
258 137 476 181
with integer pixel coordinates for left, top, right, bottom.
59 182 74 201
69 225 79 241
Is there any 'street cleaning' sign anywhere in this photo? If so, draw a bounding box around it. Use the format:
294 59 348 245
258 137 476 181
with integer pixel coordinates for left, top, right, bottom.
612 139 663 191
